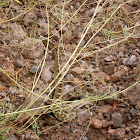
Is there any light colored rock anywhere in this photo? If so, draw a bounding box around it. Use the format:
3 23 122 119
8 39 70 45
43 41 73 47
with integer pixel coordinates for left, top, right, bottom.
29 65 41 74
21 38 44 59
41 67 52 83
71 77 82 86
94 72 111 81
137 101 140 110
90 118 103 129
104 55 114 62
38 18 48 29
71 67 85 74
24 11 36 26
96 105 113 114
10 24 25 40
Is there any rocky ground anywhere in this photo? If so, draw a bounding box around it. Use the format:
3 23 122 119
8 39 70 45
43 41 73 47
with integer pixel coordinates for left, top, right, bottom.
0 0 140 140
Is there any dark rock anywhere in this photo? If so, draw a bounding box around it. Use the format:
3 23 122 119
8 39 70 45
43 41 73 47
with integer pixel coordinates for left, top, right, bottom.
111 113 123 128
104 98 116 105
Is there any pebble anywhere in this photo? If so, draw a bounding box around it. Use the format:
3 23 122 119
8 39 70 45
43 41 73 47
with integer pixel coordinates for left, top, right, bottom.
14 59 25 68
129 107 137 116
24 11 36 26
29 65 41 74
113 128 126 139
94 72 111 81
21 38 44 59
104 55 114 62
103 64 114 75
90 118 103 129
41 67 52 83
136 101 140 110
111 67 128 82
96 105 113 114
71 67 85 74
111 113 123 128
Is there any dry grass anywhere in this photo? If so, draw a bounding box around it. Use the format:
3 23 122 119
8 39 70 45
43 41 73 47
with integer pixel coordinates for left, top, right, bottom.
0 0 140 138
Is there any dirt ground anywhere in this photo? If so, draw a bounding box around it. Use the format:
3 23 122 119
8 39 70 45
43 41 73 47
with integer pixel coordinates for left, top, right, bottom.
0 0 140 140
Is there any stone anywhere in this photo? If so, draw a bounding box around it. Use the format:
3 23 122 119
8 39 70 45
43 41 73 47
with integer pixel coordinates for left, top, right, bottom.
94 72 111 81
24 11 36 26
10 24 25 40
103 64 114 75
14 59 25 68
113 128 126 139
104 55 114 62
90 118 103 129
21 38 44 59
111 67 128 82
41 67 52 83
29 65 41 74
102 120 113 128
129 107 137 116
96 105 113 114
136 101 140 110
71 67 85 74
111 113 123 128
38 18 48 29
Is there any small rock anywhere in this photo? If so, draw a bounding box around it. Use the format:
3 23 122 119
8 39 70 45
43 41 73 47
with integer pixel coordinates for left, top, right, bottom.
94 72 111 81
0 60 15 84
85 7 102 17
96 105 113 114
41 67 52 83
125 55 137 67
38 18 48 29
10 24 25 40
136 101 140 110
90 118 102 129
29 65 41 74
0 92 7 97
113 128 126 139
129 107 138 116
130 94 140 106
111 67 128 82
118 52 125 58
81 136 89 140
111 113 123 128
79 60 88 68
0 84 7 92
136 42 140 49
104 55 114 62
102 64 114 75
71 67 85 74
104 98 116 105
102 120 113 128
24 11 36 26
14 59 25 68
71 77 82 86
21 38 44 59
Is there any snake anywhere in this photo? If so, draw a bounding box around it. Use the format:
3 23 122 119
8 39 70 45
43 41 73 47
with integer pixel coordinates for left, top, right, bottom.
49 42 76 122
